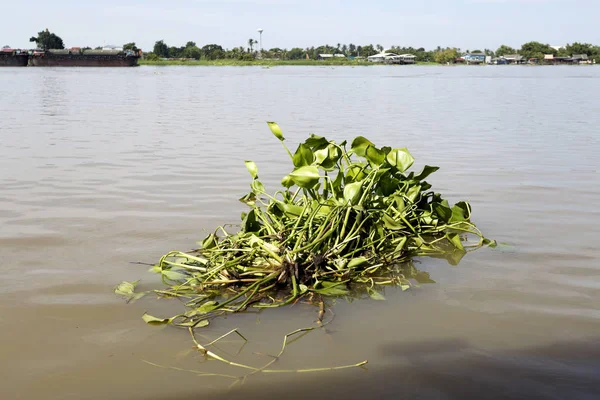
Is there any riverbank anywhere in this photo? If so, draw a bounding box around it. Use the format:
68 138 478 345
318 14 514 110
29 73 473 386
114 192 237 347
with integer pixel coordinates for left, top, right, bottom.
139 59 433 66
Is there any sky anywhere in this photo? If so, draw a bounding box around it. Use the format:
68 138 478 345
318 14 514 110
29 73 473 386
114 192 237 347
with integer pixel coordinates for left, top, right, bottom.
2 0 599 51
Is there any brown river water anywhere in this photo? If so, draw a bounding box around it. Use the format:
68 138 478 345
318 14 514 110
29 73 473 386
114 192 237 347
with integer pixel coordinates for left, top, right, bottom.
1 66 599 399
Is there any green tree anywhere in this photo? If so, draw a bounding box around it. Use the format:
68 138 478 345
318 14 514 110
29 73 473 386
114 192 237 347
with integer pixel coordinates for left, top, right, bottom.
145 53 160 61
202 44 224 60
153 40 169 58
361 45 377 56
169 46 182 58
348 43 356 56
183 45 201 59
565 42 596 56
434 48 460 64
248 38 257 52
556 47 570 57
519 41 556 60
495 45 516 57
287 47 305 60
123 42 139 52
29 29 65 50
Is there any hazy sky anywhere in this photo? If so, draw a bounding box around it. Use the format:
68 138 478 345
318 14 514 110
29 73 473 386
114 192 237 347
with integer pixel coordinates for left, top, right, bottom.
3 0 599 51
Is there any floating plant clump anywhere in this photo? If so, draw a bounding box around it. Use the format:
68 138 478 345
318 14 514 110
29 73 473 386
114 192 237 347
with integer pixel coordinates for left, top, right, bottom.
117 122 493 328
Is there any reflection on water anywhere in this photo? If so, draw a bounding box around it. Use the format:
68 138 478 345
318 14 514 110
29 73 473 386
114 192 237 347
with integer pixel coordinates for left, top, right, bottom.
0 66 599 399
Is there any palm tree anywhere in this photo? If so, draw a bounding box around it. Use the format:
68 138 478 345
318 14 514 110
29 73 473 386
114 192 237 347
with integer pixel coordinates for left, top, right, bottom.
248 38 257 52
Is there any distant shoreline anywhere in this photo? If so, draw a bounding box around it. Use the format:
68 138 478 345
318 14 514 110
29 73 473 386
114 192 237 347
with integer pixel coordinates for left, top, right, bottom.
138 59 438 66
138 59 595 67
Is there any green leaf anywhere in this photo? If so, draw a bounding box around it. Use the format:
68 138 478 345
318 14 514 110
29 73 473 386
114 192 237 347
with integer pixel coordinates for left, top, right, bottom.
346 163 367 183
405 185 421 203
386 148 415 172
177 319 210 328
293 143 314 167
447 233 465 251
299 284 308 294
367 288 386 301
142 313 174 326
382 214 404 230
393 236 407 252
414 272 436 284
267 121 285 141
114 281 147 303
343 181 363 205
241 209 261 233
197 301 219 314
239 192 257 206
304 134 329 149
251 179 265 194
365 145 386 167
449 201 472 223
281 174 294 188
289 166 321 189
434 200 453 223
162 270 189 281
201 234 217 250
244 160 259 179
351 136 375 157
412 165 439 181
312 282 350 296
347 256 369 269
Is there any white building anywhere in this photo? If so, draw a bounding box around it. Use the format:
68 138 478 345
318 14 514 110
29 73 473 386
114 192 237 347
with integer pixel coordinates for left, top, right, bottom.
368 52 416 64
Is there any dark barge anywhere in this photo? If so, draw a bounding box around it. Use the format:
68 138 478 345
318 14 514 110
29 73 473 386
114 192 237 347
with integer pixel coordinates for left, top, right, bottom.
30 49 141 67
0 48 29 67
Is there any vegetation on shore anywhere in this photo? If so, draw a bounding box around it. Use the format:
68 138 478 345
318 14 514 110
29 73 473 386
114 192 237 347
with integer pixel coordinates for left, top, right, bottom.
20 29 600 65
139 58 371 66
117 122 493 329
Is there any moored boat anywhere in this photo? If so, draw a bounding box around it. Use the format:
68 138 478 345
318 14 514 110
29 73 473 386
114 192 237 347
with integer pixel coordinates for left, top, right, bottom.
0 48 29 67
30 48 141 67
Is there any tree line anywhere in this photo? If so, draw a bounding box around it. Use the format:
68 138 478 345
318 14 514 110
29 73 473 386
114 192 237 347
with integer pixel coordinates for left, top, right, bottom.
25 30 600 63
147 39 600 63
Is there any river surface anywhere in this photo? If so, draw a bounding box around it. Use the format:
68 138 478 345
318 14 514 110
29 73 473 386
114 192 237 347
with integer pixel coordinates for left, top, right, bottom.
1 65 599 400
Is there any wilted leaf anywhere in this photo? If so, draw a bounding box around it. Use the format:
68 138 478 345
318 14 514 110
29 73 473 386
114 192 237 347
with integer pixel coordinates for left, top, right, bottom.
367 288 386 301
142 313 174 325
114 281 147 303
414 272 436 284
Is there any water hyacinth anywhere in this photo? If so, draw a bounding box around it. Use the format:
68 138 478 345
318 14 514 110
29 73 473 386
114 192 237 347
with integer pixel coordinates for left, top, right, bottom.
122 122 492 328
